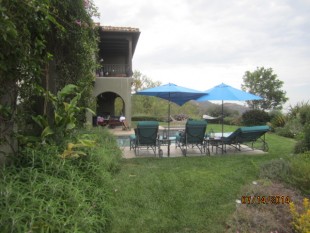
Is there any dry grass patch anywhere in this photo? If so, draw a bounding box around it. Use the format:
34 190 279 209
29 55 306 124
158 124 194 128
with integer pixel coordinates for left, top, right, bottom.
226 180 305 233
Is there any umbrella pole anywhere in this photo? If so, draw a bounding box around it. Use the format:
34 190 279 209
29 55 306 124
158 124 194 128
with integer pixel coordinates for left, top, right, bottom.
221 100 224 153
167 99 171 157
221 100 224 138
168 100 170 138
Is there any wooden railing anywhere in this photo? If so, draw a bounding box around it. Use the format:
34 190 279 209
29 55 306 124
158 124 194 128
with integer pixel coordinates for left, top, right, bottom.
96 64 132 77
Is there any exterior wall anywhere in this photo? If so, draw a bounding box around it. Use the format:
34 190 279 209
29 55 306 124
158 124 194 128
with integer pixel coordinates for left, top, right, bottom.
90 76 133 126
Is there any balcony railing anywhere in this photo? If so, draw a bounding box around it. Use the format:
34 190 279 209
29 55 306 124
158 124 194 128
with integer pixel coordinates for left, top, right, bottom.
96 64 132 77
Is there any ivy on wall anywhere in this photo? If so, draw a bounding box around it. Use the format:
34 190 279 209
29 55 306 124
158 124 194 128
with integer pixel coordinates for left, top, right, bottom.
0 0 99 156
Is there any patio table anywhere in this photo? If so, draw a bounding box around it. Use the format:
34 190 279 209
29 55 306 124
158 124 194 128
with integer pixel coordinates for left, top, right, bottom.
205 132 232 154
157 136 176 157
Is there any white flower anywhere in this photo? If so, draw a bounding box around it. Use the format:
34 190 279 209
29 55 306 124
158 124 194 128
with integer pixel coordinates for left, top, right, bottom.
235 199 241 204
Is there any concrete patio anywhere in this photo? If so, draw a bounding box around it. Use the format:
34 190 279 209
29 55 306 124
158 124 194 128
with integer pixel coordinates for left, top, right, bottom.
108 126 267 159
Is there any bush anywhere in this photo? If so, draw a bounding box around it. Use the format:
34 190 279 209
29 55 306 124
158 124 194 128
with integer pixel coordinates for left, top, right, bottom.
270 111 286 128
275 127 295 138
259 153 310 195
289 152 310 195
242 109 270 126
296 103 310 125
132 115 166 122
226 180 303 233
259 159 291 182
0 128 122 232
290 198 310 233
172 114 188 121
294 123 310 153
223 116 242 125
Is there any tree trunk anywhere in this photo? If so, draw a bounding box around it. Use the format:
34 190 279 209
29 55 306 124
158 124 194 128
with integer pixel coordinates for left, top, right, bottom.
0 80 18 166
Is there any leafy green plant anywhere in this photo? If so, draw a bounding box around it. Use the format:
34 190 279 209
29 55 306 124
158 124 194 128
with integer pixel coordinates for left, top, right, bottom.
32 84 94 144
270 111 286 128
60 139 96 159
0 128 121 232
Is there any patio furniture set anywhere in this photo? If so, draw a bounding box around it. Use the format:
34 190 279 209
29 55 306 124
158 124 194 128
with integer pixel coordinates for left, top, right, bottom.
95 115 129 130
129 120 270 157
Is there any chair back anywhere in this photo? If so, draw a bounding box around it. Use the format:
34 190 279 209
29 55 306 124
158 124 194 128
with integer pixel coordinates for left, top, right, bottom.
184 120 207 144
136 121 159 146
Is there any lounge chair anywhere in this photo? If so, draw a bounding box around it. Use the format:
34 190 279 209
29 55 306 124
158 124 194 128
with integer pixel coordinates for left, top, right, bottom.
176 119 208 156
130 121 159 156
221 125 270 152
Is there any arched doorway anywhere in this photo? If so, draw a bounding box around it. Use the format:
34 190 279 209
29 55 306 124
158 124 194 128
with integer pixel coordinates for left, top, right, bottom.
89 76 132 127
96 91 125 118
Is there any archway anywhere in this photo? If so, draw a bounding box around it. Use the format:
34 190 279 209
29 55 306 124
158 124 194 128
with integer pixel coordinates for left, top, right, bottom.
94 92 126 126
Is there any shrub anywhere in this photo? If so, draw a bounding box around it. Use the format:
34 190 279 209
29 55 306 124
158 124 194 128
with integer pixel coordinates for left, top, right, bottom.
270 111 286 128
289 152 310 195
281 118 303 138
242 109 270 126
290 198 310 233
296 103 310 125
294 123 310 153
223 116 242 125
259 154 310 195
259 159 291 182
275 127 295 138
226 180 302 233
0 128 122 232
172 114 188 121
132 115 166 122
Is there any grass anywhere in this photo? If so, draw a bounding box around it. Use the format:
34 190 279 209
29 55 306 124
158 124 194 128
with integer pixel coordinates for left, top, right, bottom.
109 127 296 233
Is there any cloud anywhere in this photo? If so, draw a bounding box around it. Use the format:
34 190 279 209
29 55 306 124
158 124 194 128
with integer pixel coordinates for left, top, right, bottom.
93 0 310 107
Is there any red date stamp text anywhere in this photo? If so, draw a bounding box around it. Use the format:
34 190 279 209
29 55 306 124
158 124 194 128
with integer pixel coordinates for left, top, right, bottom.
241 195 291 204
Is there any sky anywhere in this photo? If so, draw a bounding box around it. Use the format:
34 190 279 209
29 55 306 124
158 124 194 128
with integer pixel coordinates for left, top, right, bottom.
93 0 310 110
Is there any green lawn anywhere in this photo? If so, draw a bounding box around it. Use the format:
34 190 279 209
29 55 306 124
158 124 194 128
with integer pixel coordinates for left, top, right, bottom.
109 130 296 233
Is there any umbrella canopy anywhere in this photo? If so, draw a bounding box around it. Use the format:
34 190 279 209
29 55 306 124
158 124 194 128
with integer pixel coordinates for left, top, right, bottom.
197 83 263 101
136 83 205 105
196 83 263 137
136 83 205 137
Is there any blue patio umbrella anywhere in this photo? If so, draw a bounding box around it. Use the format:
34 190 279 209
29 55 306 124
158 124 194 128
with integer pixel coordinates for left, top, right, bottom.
136 83 205 137
196 83 263 137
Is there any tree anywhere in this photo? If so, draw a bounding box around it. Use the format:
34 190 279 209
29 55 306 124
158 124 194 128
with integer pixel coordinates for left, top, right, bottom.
241 67 288 110
131 70 161 93
131 70 163 115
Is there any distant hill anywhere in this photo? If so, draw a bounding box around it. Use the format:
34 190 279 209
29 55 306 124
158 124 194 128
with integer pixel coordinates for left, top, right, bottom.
223 102 250 114
194 100 250 116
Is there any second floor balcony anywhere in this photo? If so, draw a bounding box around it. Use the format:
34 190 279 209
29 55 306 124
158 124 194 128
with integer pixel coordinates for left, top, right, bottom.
96 63 132 77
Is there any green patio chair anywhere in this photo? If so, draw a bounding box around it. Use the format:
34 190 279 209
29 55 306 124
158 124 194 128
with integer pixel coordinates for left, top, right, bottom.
130 121 159 156
176 119 208 156
222 125 270 152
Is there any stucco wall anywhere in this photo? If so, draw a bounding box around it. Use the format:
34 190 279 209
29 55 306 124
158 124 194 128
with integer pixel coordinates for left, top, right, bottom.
87 76 132 127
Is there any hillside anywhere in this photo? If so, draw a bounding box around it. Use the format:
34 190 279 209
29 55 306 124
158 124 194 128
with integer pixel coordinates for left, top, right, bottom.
195 100 250 116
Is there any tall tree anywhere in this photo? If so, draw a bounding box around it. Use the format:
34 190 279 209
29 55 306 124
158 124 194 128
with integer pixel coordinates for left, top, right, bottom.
131 70 162 115
131 70 161 93
241 67 288 110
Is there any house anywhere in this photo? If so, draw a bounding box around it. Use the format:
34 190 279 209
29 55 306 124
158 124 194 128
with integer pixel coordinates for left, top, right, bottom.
89 26 140 127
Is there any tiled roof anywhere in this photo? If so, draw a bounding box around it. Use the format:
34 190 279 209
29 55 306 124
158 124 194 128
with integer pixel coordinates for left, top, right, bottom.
102 26 140 33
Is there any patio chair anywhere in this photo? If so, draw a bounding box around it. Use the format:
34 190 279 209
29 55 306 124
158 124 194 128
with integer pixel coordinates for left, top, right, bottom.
176 119 208 156
129 121 159 156
221 125 270 152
